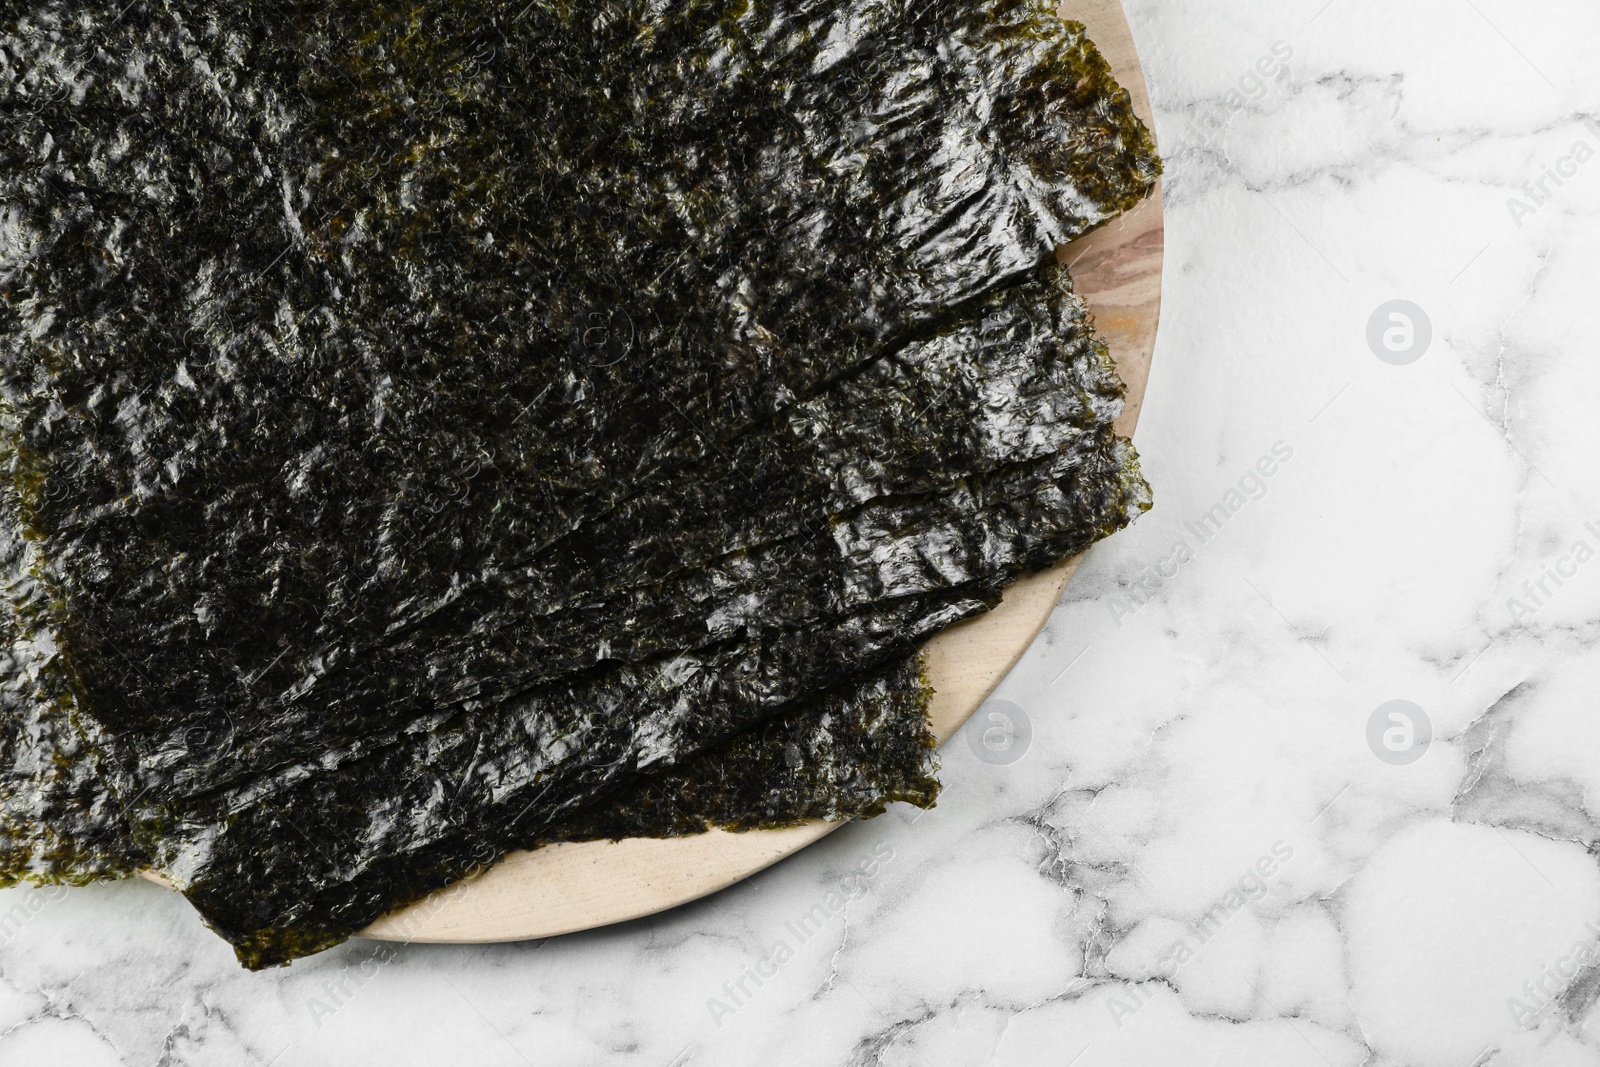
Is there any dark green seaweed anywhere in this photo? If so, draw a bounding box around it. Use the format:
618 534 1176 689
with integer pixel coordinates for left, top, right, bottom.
105 265 1121 796
540 654 940 842
0 262 1130 892
164 428 1145 966
0 0 1156 760
0 0 1160 962
0 466 146 882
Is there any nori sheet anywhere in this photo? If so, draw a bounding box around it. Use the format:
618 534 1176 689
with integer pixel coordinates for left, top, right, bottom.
4 367 1143 960
0 261 1127 896
0 0 1160 963
114 265 1121 795
0 0 1157 770
541 652 940 842
0 463 147 883
2 500 942 883
162 427 1145 966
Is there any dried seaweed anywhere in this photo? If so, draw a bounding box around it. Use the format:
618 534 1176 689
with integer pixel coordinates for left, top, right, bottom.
0 263 1132 894
537 653 939 841
118 265 1120 794
0 0 1156 770
0 468 146 883
161 426 1145 966
0 0 1160 964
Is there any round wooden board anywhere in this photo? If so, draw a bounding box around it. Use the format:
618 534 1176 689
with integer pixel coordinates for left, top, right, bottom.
356 0 1165 944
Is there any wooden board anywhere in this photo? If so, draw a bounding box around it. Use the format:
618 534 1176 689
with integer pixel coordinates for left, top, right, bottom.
356 0 1163 945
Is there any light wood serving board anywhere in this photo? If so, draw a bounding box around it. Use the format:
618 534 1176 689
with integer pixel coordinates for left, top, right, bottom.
357 0 1165 943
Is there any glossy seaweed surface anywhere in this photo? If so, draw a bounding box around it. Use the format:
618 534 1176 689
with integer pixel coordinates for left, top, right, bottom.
0 0 1159 965
0 466 148 882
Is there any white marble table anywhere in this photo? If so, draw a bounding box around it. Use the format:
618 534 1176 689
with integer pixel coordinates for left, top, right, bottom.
6 2 1600 1064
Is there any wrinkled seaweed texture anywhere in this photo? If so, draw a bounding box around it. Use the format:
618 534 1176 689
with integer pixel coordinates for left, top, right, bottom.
135 263 1147 963
0 0 1159 963
540 654 940 841
171 423 1145 966
0 262 1125 893
0 458 146 883
0 241 1136 892
0 0 1156 758
110 266 1123 796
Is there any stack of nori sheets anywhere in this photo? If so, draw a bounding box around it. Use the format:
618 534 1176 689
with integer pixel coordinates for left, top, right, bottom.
0 0 1159 966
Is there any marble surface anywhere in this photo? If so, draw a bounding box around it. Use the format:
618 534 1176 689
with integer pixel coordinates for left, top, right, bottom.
7 1 1600 1063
